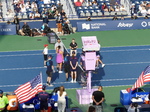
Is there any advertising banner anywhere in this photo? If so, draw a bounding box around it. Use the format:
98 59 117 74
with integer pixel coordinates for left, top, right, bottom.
77 19 150 32
0 25 16 35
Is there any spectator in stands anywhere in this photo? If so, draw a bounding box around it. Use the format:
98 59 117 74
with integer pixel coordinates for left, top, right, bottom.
44 0 51 4
70 51 78 83
14 5 21 14
88 106 96 112
60 10 66 17
38 0 44 5
0 90 9 112
20 4 26 15
92 0 98 7
29 12 35 19
57 3 63 13
141 7 147 16
109 6 115 12
57 86 67 112
13 0 20 6
115 6 120 12
51 4 57 12
35 11 41 19
56 13 63 34
32 4 38 13
38 85 50 112
130 4 136 16
120 5 126 11
75 0 82 7
101 3 108 12
31 2 37 9
6 9 15 21
142 1 147 7
92 86 105 112
13 15 20 34
25 1 31 9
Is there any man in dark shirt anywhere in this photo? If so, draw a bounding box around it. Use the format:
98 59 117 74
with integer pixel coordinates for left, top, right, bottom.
46 55 55 86
22 22 31 36
92 86 105 112
14 5 21 13
38 85 50 112
13 16 20 34
70 38 78 56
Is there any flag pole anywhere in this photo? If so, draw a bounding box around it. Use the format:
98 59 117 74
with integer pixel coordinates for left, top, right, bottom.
40 71 43 85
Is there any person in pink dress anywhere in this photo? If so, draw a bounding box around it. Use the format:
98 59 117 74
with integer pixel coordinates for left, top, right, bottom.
56 45 64 73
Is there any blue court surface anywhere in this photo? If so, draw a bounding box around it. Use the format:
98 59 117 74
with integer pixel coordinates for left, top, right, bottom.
1 45 150 92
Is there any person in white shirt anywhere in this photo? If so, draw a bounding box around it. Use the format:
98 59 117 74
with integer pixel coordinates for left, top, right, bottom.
57 86 67 112
128 103 140 112
43 44 48 67
120 5 126 11
20 4 26 14
25 1 31 9
34 11 41 19
44 0 50 4
29 12 34 19
141 6 147 16
31 2 37 9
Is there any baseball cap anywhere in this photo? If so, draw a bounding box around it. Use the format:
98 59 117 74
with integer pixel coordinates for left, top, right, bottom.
48 55 52 58
0 90 3 94
44 44 48 47
42 85 46 90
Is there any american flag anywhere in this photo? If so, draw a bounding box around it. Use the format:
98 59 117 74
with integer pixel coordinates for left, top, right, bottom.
132 65 150 90
14 74 43 103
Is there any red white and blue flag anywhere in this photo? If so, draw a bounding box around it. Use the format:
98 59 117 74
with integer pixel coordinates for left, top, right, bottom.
14 74 43 103
132 65 150 90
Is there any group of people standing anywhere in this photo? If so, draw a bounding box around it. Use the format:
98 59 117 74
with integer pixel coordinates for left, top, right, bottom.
43 38 105 86
43 38 78 86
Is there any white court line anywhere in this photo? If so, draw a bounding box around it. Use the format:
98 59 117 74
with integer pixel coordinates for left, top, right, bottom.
0 48 150 57
0 61 149 71
0 53 56 57
0 78 137 88
0 45 150 53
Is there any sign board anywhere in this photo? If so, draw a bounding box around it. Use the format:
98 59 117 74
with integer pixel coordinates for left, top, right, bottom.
85 52 96 70
81 36 99 51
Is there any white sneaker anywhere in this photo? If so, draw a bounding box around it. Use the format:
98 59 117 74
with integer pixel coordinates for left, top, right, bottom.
74 80 76 83
59 71 63 73
71 80 73 83
49 84 54 87
102 64 105 68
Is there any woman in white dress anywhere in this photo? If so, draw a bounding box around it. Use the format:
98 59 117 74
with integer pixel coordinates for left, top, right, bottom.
57 86 67 112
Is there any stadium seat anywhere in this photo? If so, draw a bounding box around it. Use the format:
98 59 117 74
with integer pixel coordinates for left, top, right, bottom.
92 12 97 16
121 11 128 16
95 10 103 16
22 13 28 19
110 11 116 16
84 10 91 17
79 12 85 17
88 6 94 10
104 11 110 16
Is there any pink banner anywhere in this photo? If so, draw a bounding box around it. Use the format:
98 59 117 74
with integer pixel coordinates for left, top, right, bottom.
81 36 99 51
85 52 96 70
